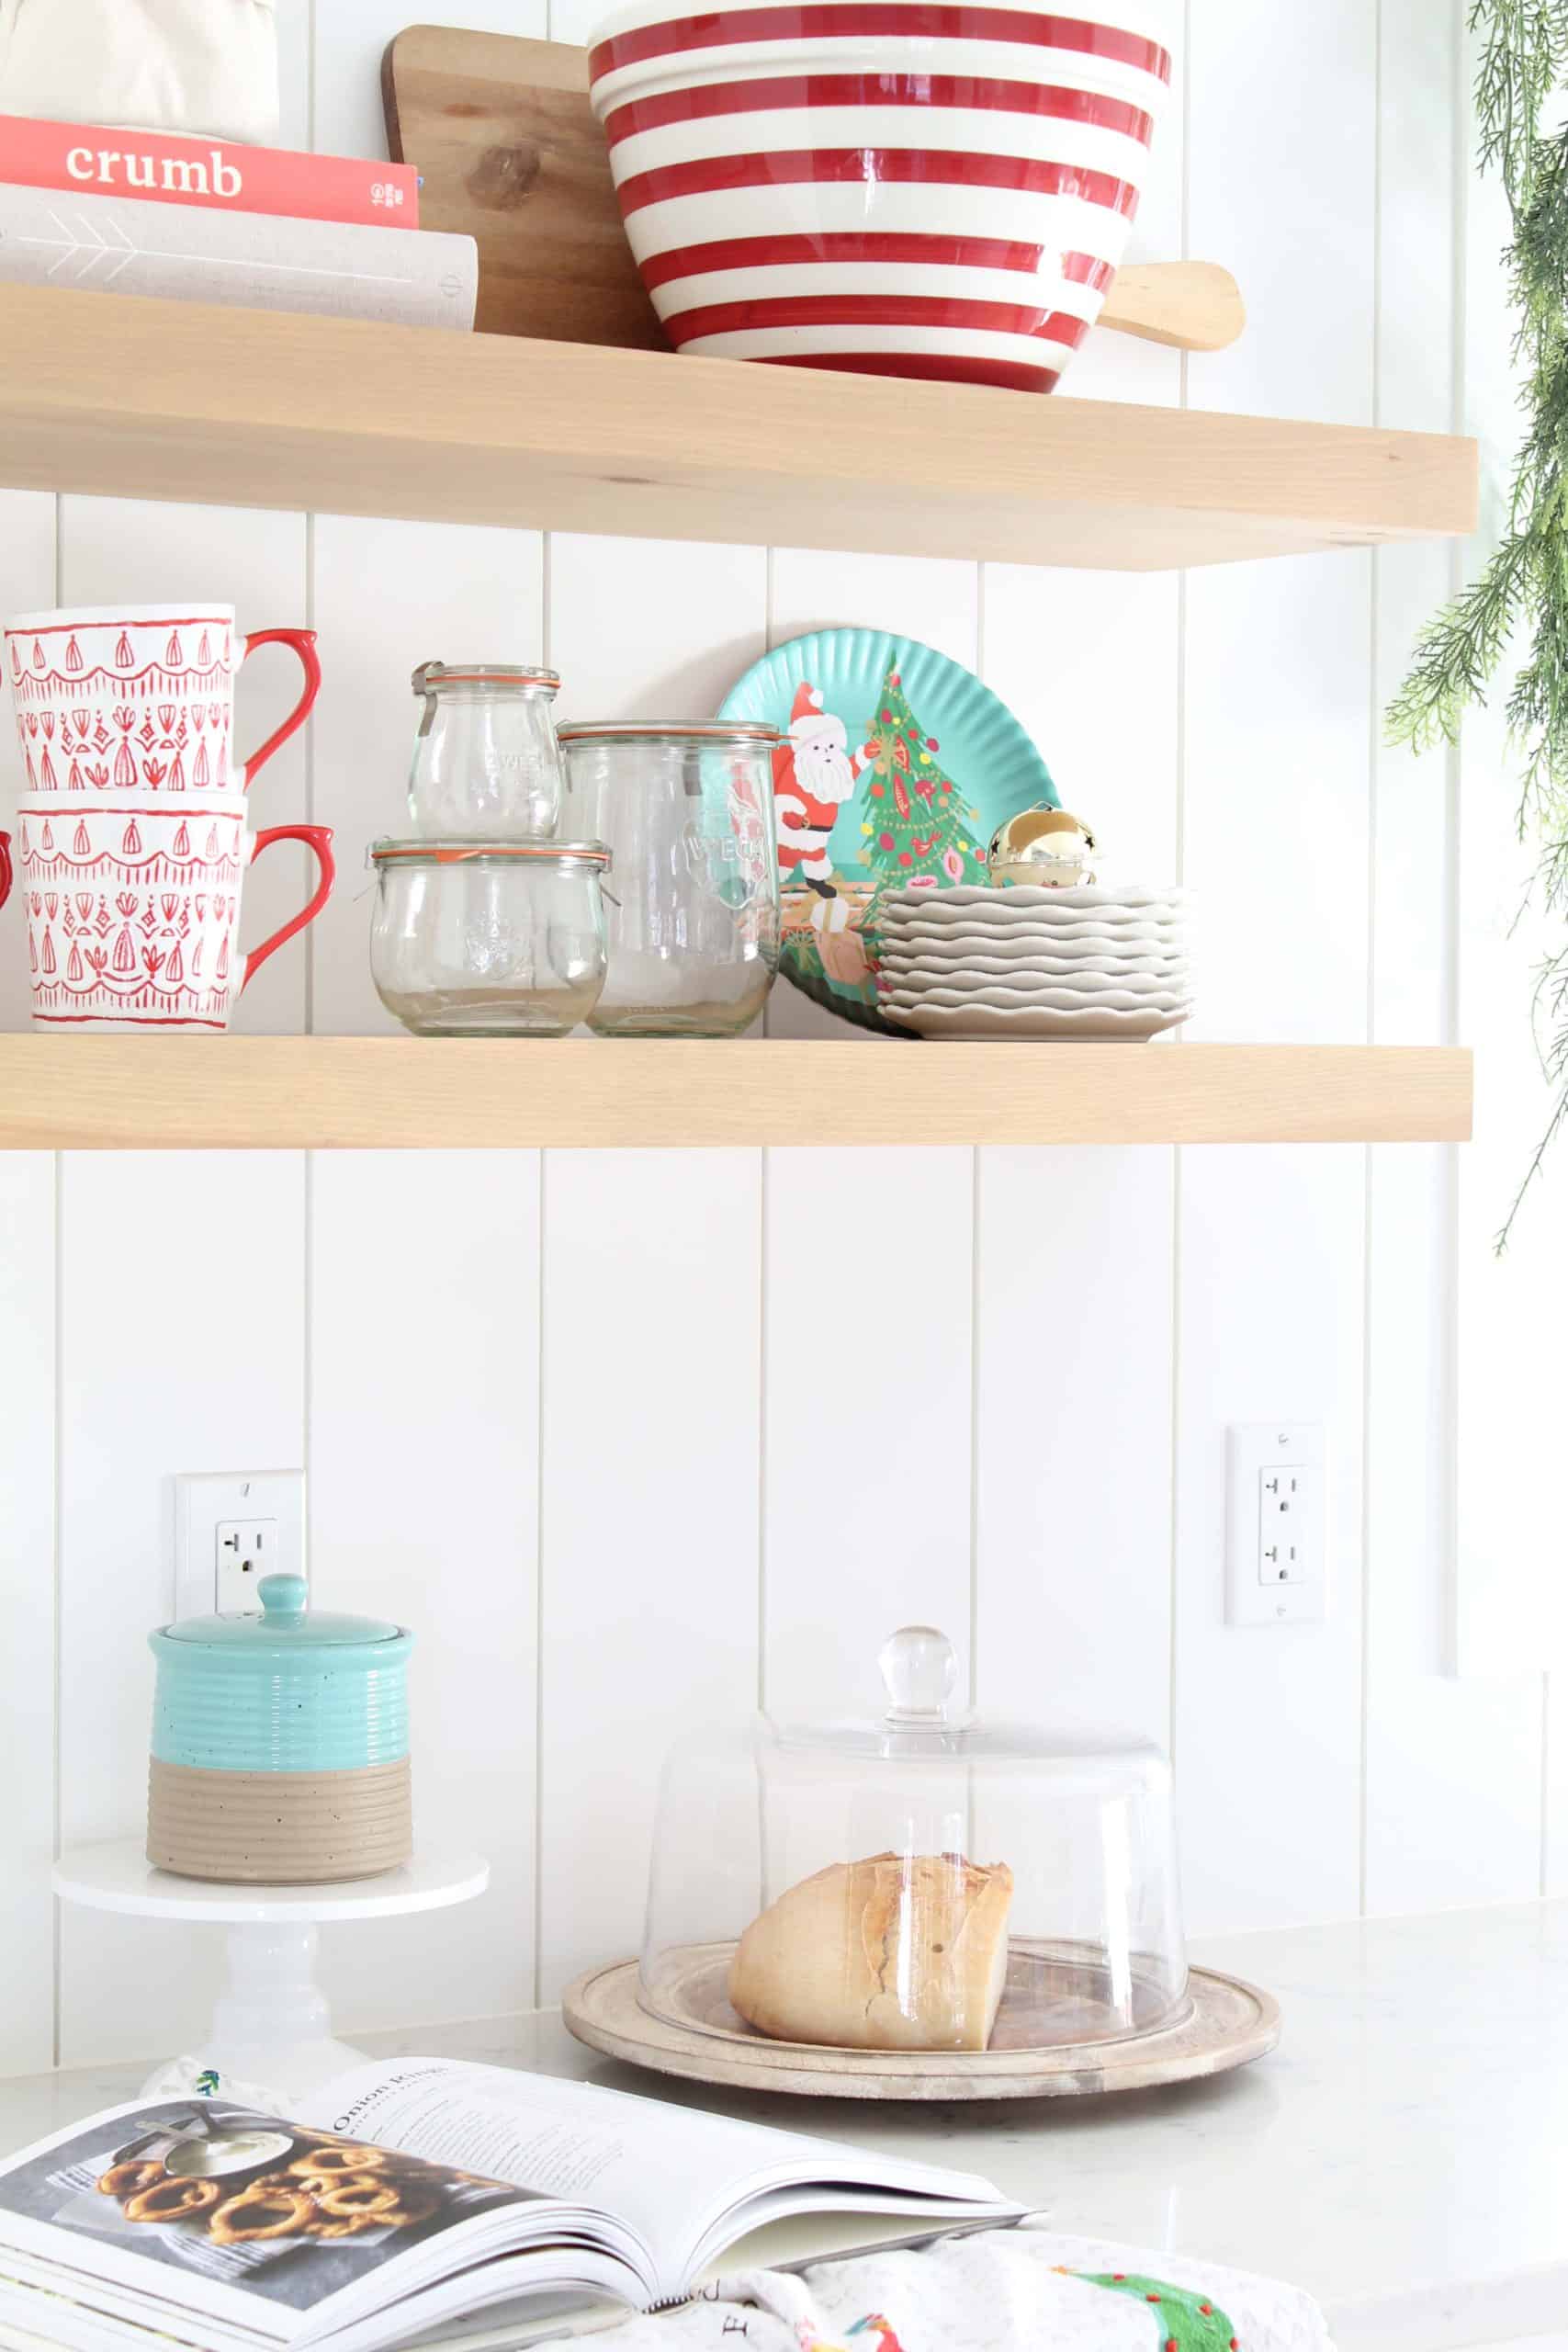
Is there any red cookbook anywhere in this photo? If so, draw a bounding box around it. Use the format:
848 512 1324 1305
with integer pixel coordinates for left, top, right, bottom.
0 116 419 229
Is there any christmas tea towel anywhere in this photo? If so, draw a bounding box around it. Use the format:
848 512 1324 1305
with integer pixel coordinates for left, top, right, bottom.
601 2221 1335 2352
0 0 279 143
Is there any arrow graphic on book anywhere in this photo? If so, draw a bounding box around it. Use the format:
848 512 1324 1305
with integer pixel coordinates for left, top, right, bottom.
12 207 418 287
23 209 139 285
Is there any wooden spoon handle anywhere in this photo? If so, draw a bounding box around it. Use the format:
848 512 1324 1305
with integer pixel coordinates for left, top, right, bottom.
1099 262 1246 352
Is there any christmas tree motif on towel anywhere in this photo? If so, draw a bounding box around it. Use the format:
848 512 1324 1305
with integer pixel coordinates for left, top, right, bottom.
113 741 136 786
165 631 183 669
1071 2272 1239 2352
857 661 987 894
114 632 134 669
797 2315 907 2352
64 636 84 674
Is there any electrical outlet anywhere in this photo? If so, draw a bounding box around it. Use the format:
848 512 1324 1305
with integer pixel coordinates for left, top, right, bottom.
1225 1424 1325 1626
1258 1463 1310 1585
216 1515 279 1612
174 1471 306 1622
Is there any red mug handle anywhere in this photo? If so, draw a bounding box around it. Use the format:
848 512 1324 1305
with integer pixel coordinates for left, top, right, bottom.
0 831 10 915
243 823 335 989
241 628 322 789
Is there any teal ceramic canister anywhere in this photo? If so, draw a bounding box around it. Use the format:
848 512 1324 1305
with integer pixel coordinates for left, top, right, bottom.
146 1572 414 1885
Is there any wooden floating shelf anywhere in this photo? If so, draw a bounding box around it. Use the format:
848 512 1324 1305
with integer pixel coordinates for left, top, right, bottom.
0 1038 1472 1151
0 287 1477 570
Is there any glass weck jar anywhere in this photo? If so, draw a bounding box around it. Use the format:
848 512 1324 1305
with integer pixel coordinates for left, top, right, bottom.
640 1626 1188 2053
558 722 780 1036
368 839 609 1035
409 661 564 838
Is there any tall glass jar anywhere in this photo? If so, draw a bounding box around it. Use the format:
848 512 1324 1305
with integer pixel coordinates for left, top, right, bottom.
409 661 564 838
558 722 780 1037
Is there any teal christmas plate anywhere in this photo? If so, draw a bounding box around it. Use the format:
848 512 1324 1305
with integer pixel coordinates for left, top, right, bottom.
718 629 1057 1034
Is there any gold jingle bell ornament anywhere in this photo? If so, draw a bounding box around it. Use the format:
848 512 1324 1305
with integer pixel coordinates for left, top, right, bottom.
987 808 1098 888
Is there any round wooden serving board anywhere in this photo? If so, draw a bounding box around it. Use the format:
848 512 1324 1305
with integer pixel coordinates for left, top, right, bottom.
562 1952 1279 2102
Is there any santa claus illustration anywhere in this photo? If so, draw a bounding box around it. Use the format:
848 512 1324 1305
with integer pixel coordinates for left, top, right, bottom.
773 681 875 898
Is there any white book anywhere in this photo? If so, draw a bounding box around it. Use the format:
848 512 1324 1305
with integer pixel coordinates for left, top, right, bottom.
0 2058 1020 2352
0 183 476 328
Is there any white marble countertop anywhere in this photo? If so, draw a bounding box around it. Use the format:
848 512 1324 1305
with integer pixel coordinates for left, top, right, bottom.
6 1902 1568 2352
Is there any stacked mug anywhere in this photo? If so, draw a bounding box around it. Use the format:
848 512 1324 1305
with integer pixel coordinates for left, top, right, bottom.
2 603 331 1032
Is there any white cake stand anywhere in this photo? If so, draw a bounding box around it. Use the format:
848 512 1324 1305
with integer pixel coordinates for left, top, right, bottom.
55 1839 489 2099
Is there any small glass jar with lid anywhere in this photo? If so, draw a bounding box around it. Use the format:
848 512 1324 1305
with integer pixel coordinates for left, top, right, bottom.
558 721 781 1036
369 838 609 1036
639 1625 1187 2054
410 661 564 838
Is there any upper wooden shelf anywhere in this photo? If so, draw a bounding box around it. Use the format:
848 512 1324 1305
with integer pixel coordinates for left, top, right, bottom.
0 1038 1472 1150
0 287 1477 571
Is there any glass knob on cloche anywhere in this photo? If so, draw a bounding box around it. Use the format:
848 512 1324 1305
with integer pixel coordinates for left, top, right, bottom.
878 1623 958 1724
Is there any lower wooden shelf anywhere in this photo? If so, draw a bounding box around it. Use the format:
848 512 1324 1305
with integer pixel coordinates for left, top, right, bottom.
0 1037 1472 1149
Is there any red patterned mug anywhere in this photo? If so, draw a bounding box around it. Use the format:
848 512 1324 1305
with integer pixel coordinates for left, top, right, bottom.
15 797 333 1031
5 604 321 795
0 831 10 917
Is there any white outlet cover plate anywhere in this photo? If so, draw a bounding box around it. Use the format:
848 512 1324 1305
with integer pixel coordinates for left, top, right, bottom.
173 1470 307 1623
1225 1422 1326 1627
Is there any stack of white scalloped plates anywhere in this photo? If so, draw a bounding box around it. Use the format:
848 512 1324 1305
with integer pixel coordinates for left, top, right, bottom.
874 884 1191 1041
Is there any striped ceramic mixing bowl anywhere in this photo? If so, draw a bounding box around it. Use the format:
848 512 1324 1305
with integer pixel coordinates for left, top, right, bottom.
587 3 1172 392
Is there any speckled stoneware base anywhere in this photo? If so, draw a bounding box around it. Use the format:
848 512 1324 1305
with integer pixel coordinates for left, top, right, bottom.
147 1757 412 1883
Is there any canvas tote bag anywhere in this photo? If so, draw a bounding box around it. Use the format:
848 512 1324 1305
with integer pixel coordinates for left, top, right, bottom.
0 0 279 143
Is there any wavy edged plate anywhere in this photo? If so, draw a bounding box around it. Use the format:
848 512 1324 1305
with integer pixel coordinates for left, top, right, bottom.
882 882 1185 914
880 921 1186 954
718 628 1056 1035
884 984 1194 1013
886 1001 1191 1039
877 947 1192 978
563 1946 1280 2103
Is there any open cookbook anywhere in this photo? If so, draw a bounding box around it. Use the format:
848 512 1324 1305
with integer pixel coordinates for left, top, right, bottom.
0 2056 1021 2352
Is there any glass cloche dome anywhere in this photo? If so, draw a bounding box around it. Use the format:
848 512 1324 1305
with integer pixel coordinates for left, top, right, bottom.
641 1627 1187 2055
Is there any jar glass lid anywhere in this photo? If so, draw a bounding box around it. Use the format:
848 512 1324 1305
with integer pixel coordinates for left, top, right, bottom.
556 721 780 746
412 661 560 694
369 837 611 870
161 1572 403 1648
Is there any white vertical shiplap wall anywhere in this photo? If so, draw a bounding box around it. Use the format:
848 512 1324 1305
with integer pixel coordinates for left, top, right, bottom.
0 0 1563 2074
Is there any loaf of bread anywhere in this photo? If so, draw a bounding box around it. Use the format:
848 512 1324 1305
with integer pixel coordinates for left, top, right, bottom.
728 1849 1013 2051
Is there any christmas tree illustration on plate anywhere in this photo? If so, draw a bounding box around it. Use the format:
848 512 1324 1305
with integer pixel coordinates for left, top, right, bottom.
858 659 987 894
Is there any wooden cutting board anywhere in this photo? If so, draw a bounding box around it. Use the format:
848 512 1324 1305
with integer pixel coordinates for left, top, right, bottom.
382 23 1245 354
382 23 665 348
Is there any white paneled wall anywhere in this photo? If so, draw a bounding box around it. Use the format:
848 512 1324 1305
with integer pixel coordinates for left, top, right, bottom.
0 0 1564 2075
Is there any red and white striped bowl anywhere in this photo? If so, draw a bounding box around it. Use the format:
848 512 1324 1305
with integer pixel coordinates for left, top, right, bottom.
587 2 1172 393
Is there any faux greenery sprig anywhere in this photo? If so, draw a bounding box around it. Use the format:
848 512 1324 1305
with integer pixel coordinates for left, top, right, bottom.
1388 0 1568 1238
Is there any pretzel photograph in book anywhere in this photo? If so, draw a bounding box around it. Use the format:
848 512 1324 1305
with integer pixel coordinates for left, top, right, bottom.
0 2057 1020 2352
